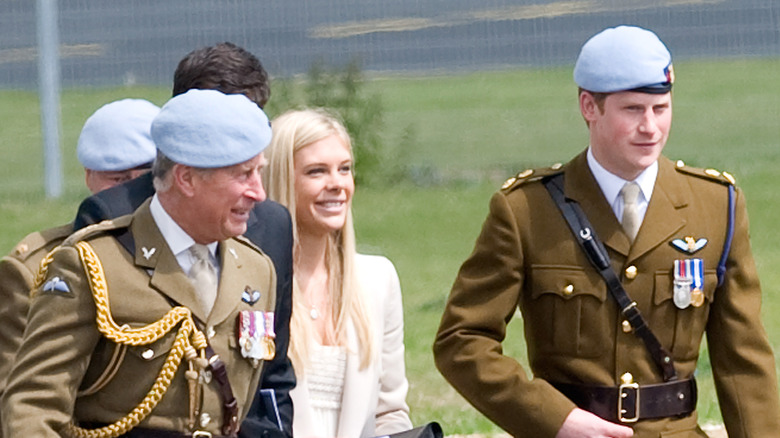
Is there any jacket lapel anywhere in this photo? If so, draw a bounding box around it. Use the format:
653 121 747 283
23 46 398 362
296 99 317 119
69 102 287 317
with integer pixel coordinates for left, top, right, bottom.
131 202 208 322
564 152 631 257
627 157 687 263
207 240 245 325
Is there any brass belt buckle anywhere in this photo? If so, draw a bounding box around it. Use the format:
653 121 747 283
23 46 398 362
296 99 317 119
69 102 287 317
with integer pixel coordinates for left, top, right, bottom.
193 431 213 438
618 373 640 423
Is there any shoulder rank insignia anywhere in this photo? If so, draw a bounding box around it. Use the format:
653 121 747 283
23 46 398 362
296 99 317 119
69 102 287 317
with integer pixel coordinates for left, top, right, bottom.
42 276 72 295
674 160 735 185
670 236 707 254
14 243 29 256
242 286 261 305
501 164 563 192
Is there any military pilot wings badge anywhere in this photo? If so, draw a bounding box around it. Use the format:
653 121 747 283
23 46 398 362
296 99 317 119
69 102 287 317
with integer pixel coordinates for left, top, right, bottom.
41 276 72 296
670 236 707 254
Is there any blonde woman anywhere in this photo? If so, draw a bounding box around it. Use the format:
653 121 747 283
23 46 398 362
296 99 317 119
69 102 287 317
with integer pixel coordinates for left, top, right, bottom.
264 108 412 438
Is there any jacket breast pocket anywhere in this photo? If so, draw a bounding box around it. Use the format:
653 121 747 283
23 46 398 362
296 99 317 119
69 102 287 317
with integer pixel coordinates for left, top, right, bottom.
525 265 608 357
653 270 717 360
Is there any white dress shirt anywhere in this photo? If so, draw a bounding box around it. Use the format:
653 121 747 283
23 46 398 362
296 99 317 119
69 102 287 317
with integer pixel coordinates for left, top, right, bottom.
586 147 657 226
149 194 219 276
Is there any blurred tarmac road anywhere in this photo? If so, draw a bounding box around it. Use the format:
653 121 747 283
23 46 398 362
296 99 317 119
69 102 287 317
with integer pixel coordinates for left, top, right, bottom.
0 0 777 88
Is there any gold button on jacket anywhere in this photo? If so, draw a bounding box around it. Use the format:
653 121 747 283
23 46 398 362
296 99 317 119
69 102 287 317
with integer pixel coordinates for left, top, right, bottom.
433 153 780 437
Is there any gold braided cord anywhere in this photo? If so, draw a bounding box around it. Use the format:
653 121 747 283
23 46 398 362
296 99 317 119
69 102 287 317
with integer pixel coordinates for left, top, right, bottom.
60 241 206 438
76 242 205 348
33 247 57 289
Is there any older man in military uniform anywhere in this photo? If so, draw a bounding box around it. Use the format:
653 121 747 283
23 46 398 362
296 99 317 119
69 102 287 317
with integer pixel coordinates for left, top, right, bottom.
0 98 160 437
433 26 780 437
2 89 276 438
73 44 295 438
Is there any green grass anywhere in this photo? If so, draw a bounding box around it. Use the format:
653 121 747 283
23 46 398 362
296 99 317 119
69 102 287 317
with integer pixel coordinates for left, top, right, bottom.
1 58 779 434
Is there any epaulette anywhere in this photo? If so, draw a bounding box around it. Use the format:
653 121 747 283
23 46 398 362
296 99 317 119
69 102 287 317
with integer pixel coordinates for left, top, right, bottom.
10 223 73 261
673 160 735 186
501 163 565 193
62 215 133 247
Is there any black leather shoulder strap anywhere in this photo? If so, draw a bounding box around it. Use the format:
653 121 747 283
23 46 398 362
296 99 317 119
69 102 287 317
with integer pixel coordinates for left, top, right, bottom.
543 173 677 382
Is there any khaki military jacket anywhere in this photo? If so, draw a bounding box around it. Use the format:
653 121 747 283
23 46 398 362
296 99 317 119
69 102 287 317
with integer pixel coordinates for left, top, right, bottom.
0 224 73 438
1 202 276 437
434 152 780 438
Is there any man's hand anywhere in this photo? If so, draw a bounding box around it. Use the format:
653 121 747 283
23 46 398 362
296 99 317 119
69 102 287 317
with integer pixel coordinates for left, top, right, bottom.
555 408 634 438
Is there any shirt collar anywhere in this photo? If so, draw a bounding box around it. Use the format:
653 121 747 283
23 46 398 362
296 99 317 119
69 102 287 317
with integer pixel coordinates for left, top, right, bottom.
149 194 218 258
586 147 658 205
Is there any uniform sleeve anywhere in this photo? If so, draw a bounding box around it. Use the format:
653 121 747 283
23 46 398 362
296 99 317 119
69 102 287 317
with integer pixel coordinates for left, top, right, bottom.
706 187 780 437
374 258 413 435
433 191 575 438
1 246 101 438
0 256 36 401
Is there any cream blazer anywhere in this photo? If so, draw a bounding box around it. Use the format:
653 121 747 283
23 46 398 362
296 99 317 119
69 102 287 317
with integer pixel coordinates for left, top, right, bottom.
291 254 413 438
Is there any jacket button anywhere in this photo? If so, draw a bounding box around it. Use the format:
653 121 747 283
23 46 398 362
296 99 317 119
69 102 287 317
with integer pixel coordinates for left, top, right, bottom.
200 413 211 427
625 265 637 280
622 320 632 333
563 284 574 295
141 349 154 360
207 326 216 339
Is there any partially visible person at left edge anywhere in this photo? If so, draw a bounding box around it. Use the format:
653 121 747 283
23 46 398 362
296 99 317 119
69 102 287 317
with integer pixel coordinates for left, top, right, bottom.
0 98 159 436
72 43 295 438
1 89 276 438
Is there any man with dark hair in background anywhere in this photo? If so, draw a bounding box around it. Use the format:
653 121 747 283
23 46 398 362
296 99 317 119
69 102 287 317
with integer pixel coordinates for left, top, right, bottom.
73 42 295 438
172 42 270 108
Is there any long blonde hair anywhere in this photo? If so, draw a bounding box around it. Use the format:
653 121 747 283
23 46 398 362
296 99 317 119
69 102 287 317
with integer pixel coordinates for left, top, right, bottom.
264 108 374 372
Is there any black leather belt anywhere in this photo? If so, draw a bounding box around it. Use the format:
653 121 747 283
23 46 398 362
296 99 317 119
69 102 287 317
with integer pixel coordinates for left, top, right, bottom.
80 424 233 438
124 430 231 438
552 377 697 423
120 428 233 438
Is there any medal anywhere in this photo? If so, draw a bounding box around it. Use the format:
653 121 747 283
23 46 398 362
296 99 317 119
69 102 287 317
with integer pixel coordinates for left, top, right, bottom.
673 260 692 309
691 289 705 307
673 259 704 310
237 310 276 366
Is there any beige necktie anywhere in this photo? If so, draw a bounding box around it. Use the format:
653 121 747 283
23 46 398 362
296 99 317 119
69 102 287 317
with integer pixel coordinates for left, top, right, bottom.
621 182 641 242
189 244 218 315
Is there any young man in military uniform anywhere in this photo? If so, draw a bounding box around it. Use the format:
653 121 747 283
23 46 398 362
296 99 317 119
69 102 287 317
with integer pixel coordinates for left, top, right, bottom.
2 89 277 438
0 98 160 436
433 26 780 437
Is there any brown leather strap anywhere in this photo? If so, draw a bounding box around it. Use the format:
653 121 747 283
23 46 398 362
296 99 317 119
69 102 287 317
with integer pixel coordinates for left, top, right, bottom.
552 377 697 423
544 174 678 381
205 345 239 436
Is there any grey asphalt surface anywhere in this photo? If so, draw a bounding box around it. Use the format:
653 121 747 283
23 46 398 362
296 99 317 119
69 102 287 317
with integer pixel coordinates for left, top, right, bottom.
0 0 778 89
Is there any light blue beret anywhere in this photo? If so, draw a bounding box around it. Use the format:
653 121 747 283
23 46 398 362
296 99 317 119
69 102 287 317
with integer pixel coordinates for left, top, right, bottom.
151 89 271 168
574 25 674 94
77 99 160 171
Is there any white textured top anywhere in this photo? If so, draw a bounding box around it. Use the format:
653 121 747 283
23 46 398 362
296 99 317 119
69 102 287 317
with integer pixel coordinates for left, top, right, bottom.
307 342 347 437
